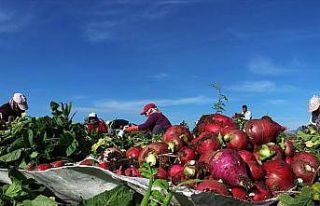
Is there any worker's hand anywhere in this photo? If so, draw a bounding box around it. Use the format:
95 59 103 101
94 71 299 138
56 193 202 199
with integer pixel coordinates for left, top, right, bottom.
124 126 139 133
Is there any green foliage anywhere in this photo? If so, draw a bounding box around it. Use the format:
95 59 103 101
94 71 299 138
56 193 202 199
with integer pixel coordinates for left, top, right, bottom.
19 195 58 206
278 186 315 206
81 185 136 206
0 168 59 205
212 83 228 114
0 101 94 168
291 125 320 158
232 115 247 130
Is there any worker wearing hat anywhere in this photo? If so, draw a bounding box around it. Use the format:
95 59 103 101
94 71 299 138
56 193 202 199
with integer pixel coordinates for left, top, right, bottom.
124 103 171 135
308 95 320 128
0 93 28 123
84 112 108 133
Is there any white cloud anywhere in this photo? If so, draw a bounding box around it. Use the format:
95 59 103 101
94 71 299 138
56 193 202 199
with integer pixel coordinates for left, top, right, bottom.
265 99 287 105
85 20 120 42
82 1 200 42
228 80 297 93
158 0 199 5
248 57 296 75
229 80 275 92
0 9 32 34
151 73 169 79
74 95 212 114
72 95 90 100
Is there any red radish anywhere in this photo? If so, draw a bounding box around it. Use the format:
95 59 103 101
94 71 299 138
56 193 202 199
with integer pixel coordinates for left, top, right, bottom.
168 164 185 184
250 181 272 202
124 166 141 177
246 160 264 181
79 159 97 166
156 167 168 179
191 132 221 155
50 160 65 168
263 160 295 194
126 146 142 159
207 149 252 189
35 163 52 171
162 125 192 151
220 125 237 136
193 114 235 135
178 147 196 164
196 180 229 196
193 114 217 134
285 156 294 165
269 144 285 160
203 123 223 134
138 143 169 167
223 129 249 150
211 114 235 127
293 152 320 169
199 152 212 164
238 150 256 163
254 143 284 162
231 187 248 201
114 168 124 175
292 160 316 185
102 147 124 162
245 116 286 145
98 161 108 169
283 139 295 157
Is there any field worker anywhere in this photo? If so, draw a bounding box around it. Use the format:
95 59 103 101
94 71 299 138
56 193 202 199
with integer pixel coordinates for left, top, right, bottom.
0 93 28 123
85 112 108 133
124 103 172 135
308 95 320 128
241 105 252 120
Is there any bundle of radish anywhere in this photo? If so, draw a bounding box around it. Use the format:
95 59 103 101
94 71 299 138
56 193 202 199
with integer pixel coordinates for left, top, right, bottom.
71 113 319 204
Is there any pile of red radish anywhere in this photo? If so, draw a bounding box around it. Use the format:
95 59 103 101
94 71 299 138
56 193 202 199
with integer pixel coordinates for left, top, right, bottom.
73 114 319 203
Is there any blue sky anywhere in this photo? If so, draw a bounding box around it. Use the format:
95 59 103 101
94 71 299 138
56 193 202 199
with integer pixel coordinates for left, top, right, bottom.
0 0 319 129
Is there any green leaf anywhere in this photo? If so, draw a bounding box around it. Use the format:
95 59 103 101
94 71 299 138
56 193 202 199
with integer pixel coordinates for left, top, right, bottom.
66 138 79 156
81 185 135 206
28 129 34 146
19 160 28 169
139 163 156 179
151 190 166 203
21 195 58 206
152 179 169 191
3 179 26 198
7 137 25 152
50 101 59 112
312 183 320 201
278 187 315 206
29 152 38 159
0 148 23 162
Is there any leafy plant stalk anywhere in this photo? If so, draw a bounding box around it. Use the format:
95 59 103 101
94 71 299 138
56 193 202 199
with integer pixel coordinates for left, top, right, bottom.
212 83 228 114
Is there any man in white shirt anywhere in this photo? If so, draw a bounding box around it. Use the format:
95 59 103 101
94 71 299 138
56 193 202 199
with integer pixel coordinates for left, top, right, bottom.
241 105 252 120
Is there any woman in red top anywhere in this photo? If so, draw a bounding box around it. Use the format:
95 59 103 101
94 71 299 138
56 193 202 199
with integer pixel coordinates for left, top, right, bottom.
124 103 171 135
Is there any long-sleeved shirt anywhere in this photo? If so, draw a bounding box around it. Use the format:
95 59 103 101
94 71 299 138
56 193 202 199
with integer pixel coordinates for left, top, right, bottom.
0 103 23 122
138 112 171 133
241 111 252 120
87 120 108 133
310 110 320 128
